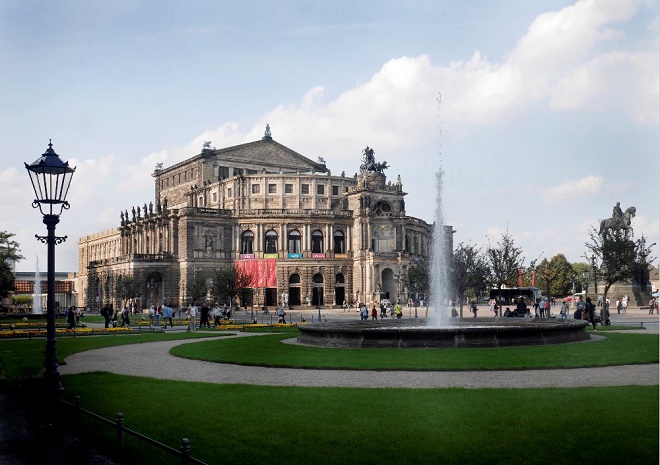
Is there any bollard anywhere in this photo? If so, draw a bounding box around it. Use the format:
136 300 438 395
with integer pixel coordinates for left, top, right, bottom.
115 412 124 446
181 438 191 465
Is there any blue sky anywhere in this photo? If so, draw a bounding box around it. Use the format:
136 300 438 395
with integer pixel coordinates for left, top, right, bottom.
1 0 658 273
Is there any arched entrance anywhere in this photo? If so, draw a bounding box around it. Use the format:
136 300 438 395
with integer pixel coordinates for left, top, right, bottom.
145 272 163 309
334 273 345 307
288 273 301 306
312 273 324 306
381 268 396 302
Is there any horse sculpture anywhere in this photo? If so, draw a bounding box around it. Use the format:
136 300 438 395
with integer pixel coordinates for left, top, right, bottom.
599 206 636 235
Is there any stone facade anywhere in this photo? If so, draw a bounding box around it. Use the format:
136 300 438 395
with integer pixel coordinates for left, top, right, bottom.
77 129 448 311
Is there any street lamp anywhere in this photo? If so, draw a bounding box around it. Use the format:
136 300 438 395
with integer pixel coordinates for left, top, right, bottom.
581 268 590 298
25 140 76 409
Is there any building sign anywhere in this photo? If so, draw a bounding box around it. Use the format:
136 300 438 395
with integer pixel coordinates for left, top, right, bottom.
311 253 326 259
263 253 278 259
240 254 255 259
288 253 303 259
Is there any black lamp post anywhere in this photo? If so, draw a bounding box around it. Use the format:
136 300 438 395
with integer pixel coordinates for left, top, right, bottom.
25 140 76 406
582 268 590 299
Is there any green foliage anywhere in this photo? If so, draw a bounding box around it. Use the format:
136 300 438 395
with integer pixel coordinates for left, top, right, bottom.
585 228 655 299
114 275 137 308
0 231 23 299
12 295 33 307
451 242 488 311
186 271 208 305
486 228 524 291
404 258 429 297
534 254 574 297
209 266 251 306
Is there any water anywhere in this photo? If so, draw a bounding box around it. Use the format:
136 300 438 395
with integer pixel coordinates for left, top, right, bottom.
33 256 43 314
427 94 450 327
428 168 449 327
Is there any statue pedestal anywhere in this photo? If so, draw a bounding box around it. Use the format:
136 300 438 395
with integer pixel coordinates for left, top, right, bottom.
601 282 652 307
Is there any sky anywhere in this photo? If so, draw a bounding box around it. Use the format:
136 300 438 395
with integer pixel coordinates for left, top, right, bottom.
1 0 658 274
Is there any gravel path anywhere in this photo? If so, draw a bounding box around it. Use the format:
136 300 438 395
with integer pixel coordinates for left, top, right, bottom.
59 332 659 389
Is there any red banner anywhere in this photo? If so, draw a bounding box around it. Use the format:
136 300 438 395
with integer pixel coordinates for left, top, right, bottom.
531 270 535 287
236 259 276 288
518 268 523 287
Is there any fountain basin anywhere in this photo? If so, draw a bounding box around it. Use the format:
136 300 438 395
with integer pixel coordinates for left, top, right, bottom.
296 318 591 348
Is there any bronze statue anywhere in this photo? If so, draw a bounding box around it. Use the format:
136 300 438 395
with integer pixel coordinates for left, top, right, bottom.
600 205 636 235
360 146 388 173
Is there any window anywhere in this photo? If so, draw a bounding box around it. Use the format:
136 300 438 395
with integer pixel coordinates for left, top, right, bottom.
373 201 392 216
265 230 278 254
301 184 310 194
332 185 339 196
241 231 254 254
311 230 324 253
334 230 345 253
268 184 277 194
252 184 260 194
227 188 232 198
285 184 293 194
317 184 325 195
212 192 217 202
288 229 301 253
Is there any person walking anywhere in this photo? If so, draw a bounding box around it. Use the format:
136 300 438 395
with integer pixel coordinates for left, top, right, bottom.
585 296 597 331
394 302 403 319
67 306 76 329
360 303 368 320
162 304 174 328
187 303 198 332
371 305 378 320
278 304 286 324
650 298 656 315
121 306 130 327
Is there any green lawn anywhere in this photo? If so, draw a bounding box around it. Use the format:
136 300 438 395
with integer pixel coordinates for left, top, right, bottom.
1 329 658 465
61 373 658 465
170 330 659 370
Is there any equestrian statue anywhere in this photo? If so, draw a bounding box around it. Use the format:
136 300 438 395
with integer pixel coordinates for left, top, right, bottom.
599 202 636 235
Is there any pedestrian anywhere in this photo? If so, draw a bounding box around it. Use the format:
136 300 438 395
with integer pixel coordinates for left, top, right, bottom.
278 304 286 323
621 295 628 314
101 305 110 328
650 298 656 315
394 302 403 319
200 304 211 328
213 304 223 326
187 303 197 332
121 306 130 327
149 305 155 327
360 303 368 320
560 301 568 319
576 296 586 320
471 301 478 317
371 305 378 320
585 296 597 331
533 300 540 317
67 306 76 329
155 305 162 327
162 304 174 328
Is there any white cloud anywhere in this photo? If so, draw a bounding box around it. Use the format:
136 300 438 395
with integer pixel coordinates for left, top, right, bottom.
542 175 605 203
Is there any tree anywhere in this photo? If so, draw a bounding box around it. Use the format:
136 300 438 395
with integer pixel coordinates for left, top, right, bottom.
114 275 137 309
451 242 488 316
187 271 209 306
584 228 655 301
0 232 23 300
486 228 525 302
535 254 574 298
210 266 251 307
404 258 430 303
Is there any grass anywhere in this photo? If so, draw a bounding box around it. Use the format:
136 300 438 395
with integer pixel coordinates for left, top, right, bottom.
170 330 659 370
0 331 221 381
1 328 657 465
60 373 658 465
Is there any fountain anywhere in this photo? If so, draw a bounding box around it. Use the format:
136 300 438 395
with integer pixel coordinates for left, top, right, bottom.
297 165 590 348
297 104 590 348
33 256 43 314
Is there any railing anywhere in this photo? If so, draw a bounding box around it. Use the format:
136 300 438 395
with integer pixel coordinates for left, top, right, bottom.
62 396 207 465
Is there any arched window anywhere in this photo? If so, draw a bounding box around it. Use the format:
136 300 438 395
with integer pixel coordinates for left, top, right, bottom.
311 230 324 253
265 230 278 254
333 230 345 253
288 230 301 254
289 273 301 284
241 230 254 254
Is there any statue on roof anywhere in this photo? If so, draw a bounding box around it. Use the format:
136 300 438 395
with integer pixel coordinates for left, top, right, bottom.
360 146 388 173
202 141 214 152
263 124 272 140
